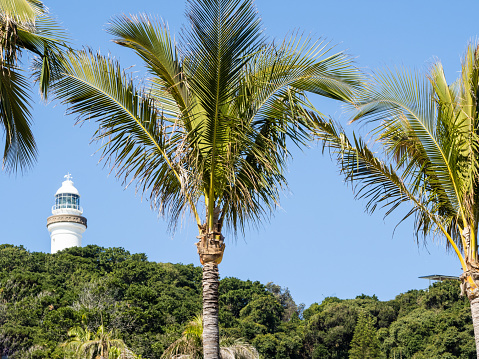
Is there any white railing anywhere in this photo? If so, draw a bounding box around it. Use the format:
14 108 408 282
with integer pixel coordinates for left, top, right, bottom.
51 205 83 214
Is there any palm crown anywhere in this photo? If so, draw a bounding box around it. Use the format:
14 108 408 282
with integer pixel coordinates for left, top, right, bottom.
313 42 479 313
53 0 362 236
62 325 135 359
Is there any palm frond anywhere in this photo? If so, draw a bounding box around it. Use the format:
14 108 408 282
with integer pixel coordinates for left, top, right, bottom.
212 33 363 233
0 0 69 173
0 0 69 98
54 50 201 227
180 0 264 225
0 0 43 24
238 34 362 123
219 338 259 359
219 89 311 233
161 315 203 359
21 13 70 99
353 68 469 227
183 0 262 109
108 14 190 119
0 65 34 172
312 112 465 259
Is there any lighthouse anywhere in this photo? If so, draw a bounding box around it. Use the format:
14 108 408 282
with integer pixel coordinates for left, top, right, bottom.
47 174 87 254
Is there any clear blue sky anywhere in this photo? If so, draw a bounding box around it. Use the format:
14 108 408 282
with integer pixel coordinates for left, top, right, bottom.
0 0 476 307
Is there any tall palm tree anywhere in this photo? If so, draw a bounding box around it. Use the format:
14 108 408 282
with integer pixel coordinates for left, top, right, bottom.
161 314 259 359
0 0 67 172
52 0 362 357
312 41 479 356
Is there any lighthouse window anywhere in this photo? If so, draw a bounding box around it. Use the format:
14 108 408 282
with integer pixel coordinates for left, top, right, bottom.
55 194 80 210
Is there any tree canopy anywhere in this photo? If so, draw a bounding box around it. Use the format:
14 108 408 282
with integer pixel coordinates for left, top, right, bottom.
0 244 475 358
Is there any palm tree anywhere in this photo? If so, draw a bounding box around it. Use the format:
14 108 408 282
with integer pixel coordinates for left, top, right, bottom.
162 315 203 359
0 0 67 172
62 325 135 359
52 0 362 357
161 314 259 359
312 41 479 356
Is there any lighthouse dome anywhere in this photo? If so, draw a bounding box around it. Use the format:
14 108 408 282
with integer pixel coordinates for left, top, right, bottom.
52 174 83 215
55 178 80 196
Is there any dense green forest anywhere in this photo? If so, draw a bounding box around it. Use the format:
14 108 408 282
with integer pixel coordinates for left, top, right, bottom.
0 244 475 358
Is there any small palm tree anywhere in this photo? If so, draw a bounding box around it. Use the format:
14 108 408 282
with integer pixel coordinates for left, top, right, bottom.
0 0 67 172
62 325 135 359
162 315 258 359
161 315 203 359
62 326 91 358
313 41 479 356
219 338 259 359
52 1 362 357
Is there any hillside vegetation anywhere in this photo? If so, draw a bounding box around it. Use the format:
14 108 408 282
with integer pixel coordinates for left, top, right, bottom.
0 244 475 358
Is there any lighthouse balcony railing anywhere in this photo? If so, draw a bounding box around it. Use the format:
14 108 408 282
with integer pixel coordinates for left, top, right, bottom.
52 205 83 214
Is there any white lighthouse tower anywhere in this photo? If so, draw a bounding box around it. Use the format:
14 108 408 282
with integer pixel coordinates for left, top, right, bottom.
47 174 87 254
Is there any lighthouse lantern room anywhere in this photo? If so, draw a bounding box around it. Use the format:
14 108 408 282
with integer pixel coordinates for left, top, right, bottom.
47 174 87 254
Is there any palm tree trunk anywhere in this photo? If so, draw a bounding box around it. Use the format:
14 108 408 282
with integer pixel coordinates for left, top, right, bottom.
470 297 479 358
202 262 220 359
461 269 479 358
